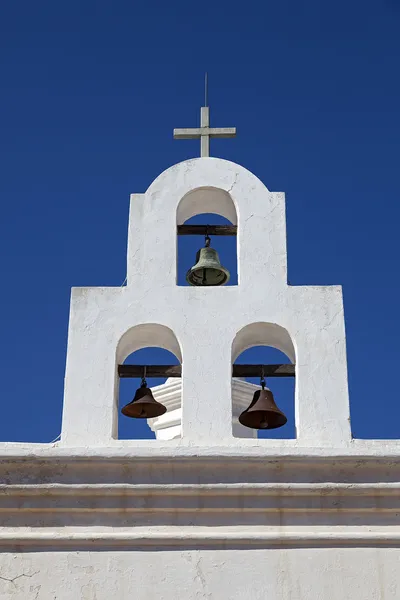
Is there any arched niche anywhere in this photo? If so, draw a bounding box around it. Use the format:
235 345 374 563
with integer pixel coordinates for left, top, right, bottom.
116 324 182 440
232 322 295 364
176 188 238 287
117 324 182 365
232 323 296 439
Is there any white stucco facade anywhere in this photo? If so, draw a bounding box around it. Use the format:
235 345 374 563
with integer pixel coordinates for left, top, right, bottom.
62 157 350 448
0 157 399 599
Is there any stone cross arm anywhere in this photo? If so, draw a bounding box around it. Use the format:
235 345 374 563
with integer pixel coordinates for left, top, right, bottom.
173 127 237 140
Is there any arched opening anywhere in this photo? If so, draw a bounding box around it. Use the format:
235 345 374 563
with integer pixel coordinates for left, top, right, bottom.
116 324 182 440
177 187 238 287
232 323 296 439
177 214 237 286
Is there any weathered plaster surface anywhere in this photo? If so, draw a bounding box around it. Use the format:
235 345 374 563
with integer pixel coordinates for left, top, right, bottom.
0 157 399 598
0 549 399 599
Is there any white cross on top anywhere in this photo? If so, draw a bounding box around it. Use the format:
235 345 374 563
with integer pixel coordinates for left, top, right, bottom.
173 106 236 158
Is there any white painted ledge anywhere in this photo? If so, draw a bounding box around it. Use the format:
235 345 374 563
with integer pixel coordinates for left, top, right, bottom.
0 439 399 460
0 529 399 548
1 482 400 496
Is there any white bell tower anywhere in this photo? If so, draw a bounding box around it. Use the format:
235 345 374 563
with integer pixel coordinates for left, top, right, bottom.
61 143 351 448
0 101 399 600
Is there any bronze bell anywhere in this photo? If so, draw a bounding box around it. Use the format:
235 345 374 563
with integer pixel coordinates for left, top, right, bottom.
121 379 167 419
239 376 287 430
186 234 230 286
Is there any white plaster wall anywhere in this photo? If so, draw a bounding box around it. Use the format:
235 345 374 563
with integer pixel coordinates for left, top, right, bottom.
0 549 398 599
61 157 351 448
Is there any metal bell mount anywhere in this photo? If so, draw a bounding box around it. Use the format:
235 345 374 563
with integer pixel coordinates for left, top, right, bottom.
121 367 167 419
238 367 287 430
186 231 230 286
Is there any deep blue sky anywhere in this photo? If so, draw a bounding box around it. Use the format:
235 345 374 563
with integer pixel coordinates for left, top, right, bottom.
1 0 399 442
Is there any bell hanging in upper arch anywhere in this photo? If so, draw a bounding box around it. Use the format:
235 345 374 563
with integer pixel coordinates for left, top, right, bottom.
186 234 230 286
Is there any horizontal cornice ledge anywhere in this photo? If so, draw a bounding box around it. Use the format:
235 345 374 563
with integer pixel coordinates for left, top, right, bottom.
0 530 399 549
1 482 400 497
0 442 399 464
